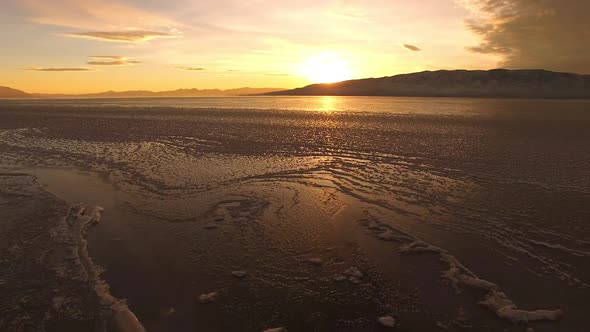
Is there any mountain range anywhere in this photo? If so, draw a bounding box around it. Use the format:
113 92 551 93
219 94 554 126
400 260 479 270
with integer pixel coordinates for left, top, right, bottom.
0 86 32 98
268 69 590 99
2 69 590 99
0 87 285 99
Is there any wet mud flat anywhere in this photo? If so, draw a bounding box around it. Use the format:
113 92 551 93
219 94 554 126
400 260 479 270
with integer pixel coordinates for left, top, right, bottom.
1 98 589 331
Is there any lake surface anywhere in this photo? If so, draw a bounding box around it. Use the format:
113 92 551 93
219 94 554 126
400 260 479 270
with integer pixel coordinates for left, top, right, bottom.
1 96 589 332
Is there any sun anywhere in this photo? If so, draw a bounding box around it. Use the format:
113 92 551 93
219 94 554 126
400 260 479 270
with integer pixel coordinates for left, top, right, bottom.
301 53 352 84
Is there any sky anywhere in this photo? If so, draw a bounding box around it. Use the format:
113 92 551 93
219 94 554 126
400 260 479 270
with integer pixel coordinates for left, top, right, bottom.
0 0 588 94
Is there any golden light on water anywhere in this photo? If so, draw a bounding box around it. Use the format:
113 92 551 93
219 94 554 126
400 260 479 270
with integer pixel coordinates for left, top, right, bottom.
320 96 335 111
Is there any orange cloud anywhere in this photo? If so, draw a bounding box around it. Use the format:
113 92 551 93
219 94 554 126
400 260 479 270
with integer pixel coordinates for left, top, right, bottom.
402 44 421 52
23 0 178 30
89 56 128 60
23 67 94 72
175 67 206 71
87 56 140 65
67 31 174 42
87 60 141 66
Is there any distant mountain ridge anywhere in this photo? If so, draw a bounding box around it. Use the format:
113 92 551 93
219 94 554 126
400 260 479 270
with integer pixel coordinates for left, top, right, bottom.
0 86 31 98
268 69 590 99
61 87 285 98
0 87 285 99
4 69 590 99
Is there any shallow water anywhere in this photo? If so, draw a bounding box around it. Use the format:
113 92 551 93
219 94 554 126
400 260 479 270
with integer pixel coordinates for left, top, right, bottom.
1 96 589 331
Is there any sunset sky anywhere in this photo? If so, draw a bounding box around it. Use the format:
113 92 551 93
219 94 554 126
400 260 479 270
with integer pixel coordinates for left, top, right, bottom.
1 0 588 94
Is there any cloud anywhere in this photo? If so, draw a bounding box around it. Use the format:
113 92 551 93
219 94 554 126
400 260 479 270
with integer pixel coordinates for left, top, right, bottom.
175 67 206 71
22 0 178 31
87 56 140 66
328 5 368 21
402 44 421 52
89 56 127 60
66 31 174 42
460 0 590 73
87 60 141 66
23 67 94 72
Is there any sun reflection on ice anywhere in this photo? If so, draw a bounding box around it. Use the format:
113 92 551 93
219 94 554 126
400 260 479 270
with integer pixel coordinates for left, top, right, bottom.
317 96 340 113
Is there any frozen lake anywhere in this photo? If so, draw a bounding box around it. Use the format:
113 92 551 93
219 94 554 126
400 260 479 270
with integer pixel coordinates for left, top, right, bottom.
1 96 589 331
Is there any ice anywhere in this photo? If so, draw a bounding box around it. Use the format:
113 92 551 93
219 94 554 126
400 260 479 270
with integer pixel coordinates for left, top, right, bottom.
199 292 219 304
435 321 449 329
111 301 147 332
160 307 176 318
307 257 324 266
479 292 562 322
377 230 402 241
51 203 148 332
51 296 66 310
332 274 347 282
478 291 514 311
527 239 590 257
343 267 363 279
496 307 563 324
348 277 362 284
71 205 146 332
232 270 248 278
399 241 441 254
361 216 566 325
342 267 364 284
378 316 396 327
429 247 563 323
2 99 586 330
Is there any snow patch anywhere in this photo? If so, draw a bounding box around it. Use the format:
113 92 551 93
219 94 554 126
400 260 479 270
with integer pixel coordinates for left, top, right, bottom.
199 292 219 304
496 307 563 324
204 223 218 229
332 274 347 282
307 257 324 266
377 316 396 327
342 267 364 284
232 270 248 278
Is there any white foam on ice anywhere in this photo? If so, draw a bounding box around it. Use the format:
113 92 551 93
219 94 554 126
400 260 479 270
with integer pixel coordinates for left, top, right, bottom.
360 217 564 324
64 205 146 332
526 239 590 257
